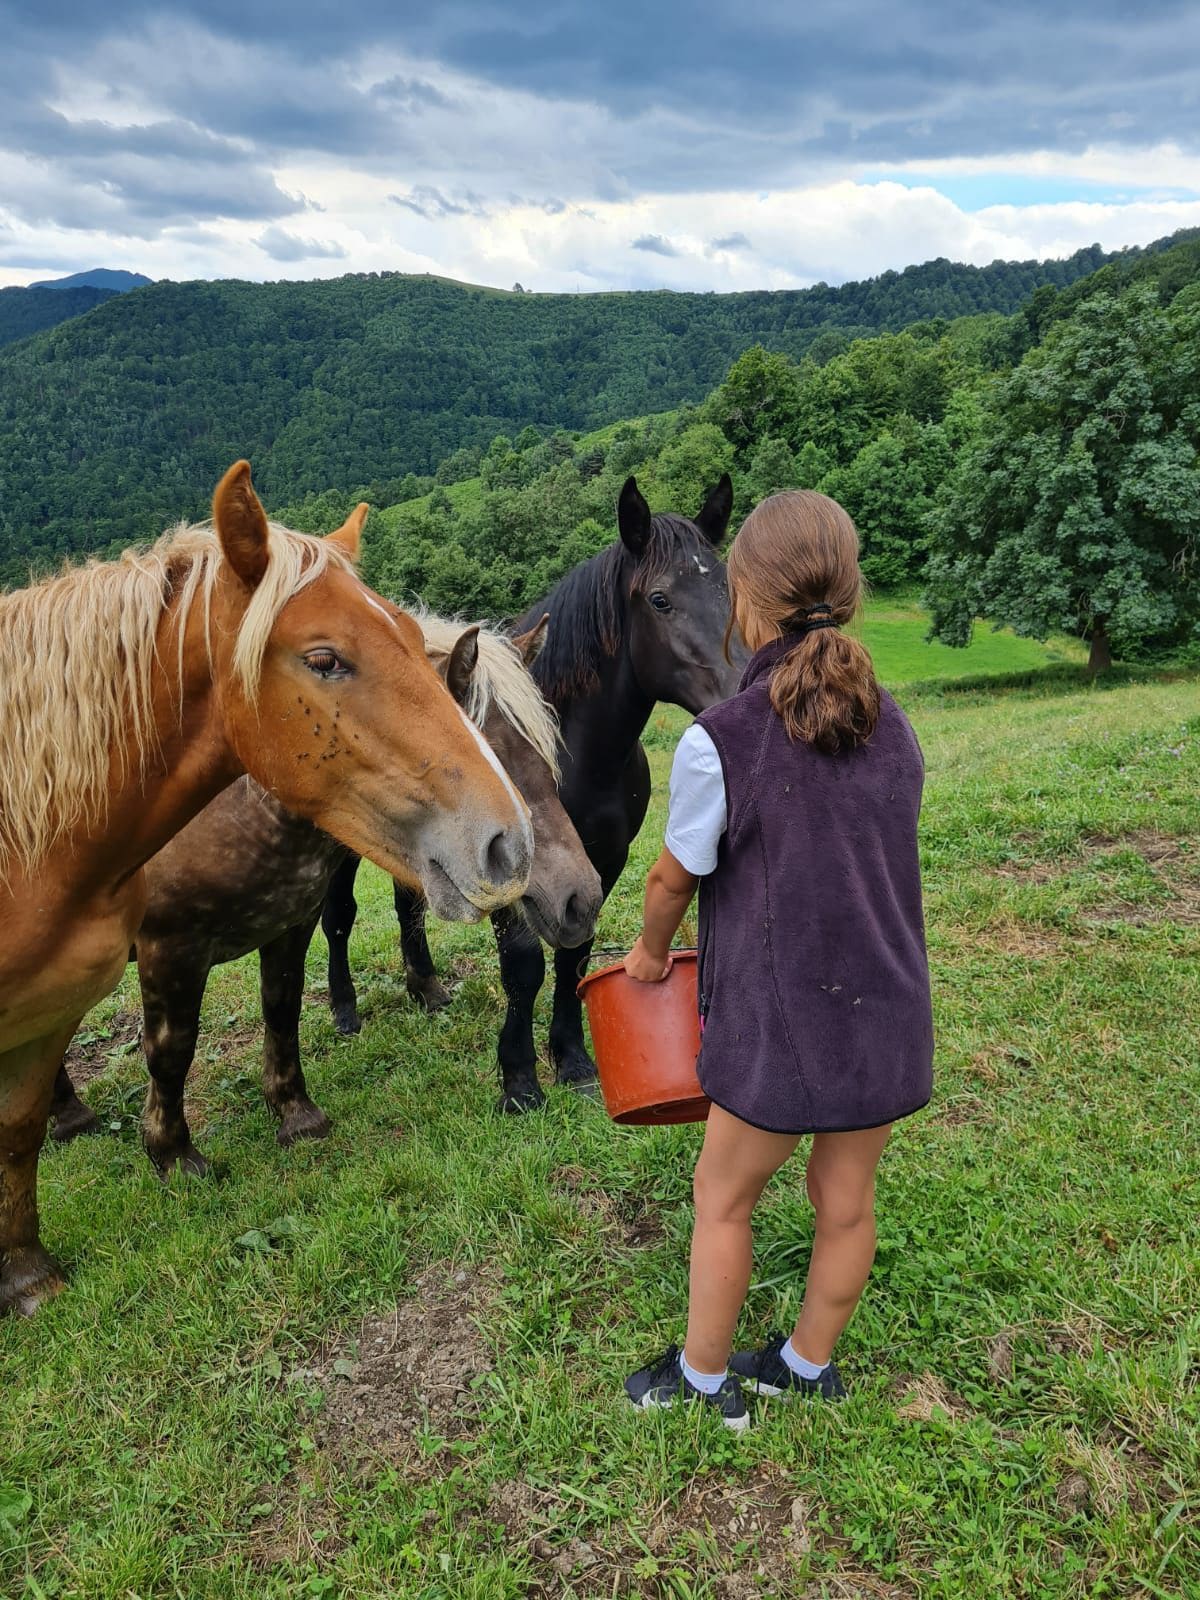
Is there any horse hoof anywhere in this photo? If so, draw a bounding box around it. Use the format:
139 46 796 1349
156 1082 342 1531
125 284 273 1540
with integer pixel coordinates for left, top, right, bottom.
408 976 452 1014
50 1102 103 1142
0 1247 67 1317
276 1104 332 1146
554 1054 600 1091
149 1144 210 1181
497 1081 546 1115
332 1005 362 1037
562 1075 601 1099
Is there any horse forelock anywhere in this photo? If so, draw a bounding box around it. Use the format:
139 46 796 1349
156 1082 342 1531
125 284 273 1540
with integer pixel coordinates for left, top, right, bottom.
415 610 561 781
631 513 709 591
0 518 353 881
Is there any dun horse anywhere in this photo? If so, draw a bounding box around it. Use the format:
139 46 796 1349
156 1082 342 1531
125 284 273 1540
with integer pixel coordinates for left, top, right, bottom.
0 462 531 1314
325 475 744 1110
51 617 600 1173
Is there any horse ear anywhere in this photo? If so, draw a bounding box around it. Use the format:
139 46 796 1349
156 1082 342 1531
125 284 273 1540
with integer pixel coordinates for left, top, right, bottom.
695 474 733 546
213 460 270 588
327 503 369 562
445 625 480 707
512 612 550 665
618 476 652 558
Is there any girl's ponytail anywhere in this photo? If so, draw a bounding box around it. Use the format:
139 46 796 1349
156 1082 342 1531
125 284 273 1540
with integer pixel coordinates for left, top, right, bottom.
769 628 880 753
727 490 881 753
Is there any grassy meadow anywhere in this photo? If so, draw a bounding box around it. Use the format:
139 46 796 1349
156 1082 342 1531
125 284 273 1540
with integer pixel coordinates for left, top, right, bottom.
1 601 1197 1599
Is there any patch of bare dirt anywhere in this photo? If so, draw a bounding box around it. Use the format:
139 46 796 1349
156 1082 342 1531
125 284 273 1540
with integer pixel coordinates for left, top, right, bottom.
892 1372 972 1422
935 1091 994 1127
986 1329 1015 1384
1042 1317 1120 1359
499 1462 849 1600
244 1474 344 1574
553 1164 667 1247
62 1008 142 1088
1054 1471 1092 1517
992 832 1200 927
307 1263 492 1468
978 921 1067 958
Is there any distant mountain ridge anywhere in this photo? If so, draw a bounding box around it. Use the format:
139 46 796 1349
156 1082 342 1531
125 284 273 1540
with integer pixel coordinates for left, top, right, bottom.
0 284 121 350
29 269 153 292
0 232 1192 574
0 270 152 352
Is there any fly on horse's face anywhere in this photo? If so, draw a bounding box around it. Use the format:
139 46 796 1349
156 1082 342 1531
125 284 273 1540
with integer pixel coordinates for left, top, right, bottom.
620 475 747 715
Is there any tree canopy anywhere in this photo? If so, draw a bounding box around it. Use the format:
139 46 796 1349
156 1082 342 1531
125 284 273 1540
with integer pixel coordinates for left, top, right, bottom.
0 238 1160 579
924 281 1200 669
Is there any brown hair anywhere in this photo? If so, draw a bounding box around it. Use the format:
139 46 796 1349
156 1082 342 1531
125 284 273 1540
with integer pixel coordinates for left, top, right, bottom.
726 491 880 753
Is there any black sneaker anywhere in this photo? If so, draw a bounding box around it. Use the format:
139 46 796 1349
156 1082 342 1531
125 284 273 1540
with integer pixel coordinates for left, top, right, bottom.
730 1333 847 1400
624 1345 750 1431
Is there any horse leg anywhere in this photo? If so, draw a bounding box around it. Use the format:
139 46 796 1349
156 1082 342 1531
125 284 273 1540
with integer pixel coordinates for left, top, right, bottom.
140 949 210 1178
49 1060 102 1142
493 908 547 1114
549 937 601 1089
322 854 363 1036
395 883 452 1013
260 919 331 1146
0 1027 77 1315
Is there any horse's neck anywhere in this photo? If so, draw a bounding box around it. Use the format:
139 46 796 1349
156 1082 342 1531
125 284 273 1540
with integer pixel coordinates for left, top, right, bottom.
561 647 655 783
74 612 242 894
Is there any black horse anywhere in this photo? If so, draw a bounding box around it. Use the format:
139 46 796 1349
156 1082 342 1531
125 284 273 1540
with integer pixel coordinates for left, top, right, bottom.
323 474 745 1110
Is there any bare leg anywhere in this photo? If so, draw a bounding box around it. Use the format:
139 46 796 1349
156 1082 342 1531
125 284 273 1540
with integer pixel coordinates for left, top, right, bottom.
259 919 331 1146
139 948 210 1178
0 1026 78 1314
322 854 363 1035
683 1105 801 1373
49 1061 102 1142
394 884 452 1013
790 1125 892 1366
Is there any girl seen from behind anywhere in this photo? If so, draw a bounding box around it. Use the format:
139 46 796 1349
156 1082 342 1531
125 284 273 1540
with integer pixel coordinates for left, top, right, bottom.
623 490 934 1429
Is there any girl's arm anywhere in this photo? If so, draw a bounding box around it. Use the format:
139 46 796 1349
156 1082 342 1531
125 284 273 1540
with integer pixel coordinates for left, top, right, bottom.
625 846 699 982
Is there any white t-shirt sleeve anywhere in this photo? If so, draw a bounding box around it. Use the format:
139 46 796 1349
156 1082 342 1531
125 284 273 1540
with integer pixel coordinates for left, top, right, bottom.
664 724 727 877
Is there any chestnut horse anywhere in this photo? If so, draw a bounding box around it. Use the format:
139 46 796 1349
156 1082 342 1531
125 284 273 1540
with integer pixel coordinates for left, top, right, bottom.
50 615 601 1174
0 462 531 1314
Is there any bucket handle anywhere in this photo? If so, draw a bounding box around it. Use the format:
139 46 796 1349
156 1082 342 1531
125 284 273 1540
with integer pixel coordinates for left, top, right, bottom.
575 946 627 982
575 945 698 982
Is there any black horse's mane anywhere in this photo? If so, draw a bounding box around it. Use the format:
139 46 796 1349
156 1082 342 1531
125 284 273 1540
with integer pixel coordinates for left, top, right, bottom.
522 515 703 705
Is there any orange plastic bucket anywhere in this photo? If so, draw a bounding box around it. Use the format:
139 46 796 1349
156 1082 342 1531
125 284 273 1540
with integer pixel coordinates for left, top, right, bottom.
577 950 711 1125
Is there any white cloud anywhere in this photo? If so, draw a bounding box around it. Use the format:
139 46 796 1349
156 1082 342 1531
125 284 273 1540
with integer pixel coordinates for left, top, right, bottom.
3 18 1200 293
6 171 1200 293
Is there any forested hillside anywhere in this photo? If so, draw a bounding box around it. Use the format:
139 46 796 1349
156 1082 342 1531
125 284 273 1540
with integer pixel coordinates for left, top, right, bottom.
342 231 1200 667
0 237 1162 573
0 285 120 351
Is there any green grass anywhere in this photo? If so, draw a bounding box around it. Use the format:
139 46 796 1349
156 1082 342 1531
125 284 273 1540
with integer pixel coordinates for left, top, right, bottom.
860 594 1087 688
2 610 1198 1599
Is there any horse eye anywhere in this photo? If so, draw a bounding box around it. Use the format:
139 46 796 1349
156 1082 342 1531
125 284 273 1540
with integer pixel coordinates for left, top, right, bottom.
648 591 672 613
304 649 348 678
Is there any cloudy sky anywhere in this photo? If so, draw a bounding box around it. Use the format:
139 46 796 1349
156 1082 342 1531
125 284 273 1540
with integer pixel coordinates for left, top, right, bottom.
2 1 1200 292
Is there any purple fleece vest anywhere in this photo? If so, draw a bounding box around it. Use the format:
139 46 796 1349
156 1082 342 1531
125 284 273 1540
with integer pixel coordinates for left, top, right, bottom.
694 636 933 1134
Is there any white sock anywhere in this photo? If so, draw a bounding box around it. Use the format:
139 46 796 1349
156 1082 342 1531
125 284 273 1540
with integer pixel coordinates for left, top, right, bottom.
781 1337 828 1381
681 1351 727 1395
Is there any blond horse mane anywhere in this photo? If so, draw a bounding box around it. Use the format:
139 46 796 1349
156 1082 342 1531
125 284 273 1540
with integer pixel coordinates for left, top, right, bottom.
416 612 561 780
0 520 354 880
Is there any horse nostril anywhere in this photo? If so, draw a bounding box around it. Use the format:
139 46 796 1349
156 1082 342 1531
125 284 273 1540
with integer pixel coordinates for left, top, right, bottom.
485 829 522 884
563 891 598 941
